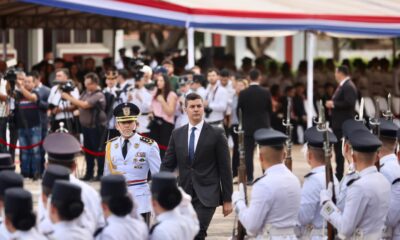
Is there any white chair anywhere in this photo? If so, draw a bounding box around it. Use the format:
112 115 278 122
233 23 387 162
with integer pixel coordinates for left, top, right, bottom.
392 97 400 116
364 97 376 118
377 96 388 112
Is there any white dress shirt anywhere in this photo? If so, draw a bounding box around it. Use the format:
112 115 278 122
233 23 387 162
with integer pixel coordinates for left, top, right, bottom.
205 84 228 123
129 87 152 133
48 85 80 120
235 164 301 238
0 217 10 239
95 215 148 240
187 120 204 152
379 153 400 239
321 166 391 239
150 206 199 240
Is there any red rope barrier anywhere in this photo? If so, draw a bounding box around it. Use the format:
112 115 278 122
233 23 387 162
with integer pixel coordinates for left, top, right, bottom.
0 138 43 150
81 146 105 157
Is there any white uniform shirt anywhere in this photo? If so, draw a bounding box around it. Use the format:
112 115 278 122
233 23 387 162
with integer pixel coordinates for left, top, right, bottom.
235 164 301 238
0 217 10 239
298 166 339 240
204 84 228 123
104 134 161 214
219 81 235 116
115 81 131 104
128 87 152 133
50 220 92 240
95 215 148 240
48 85 79 120
379 153 400 239
321 166 391 239
150 207 199 240
8 228 47 240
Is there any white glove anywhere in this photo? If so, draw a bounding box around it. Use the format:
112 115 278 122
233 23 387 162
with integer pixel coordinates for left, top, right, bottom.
178 187 192 207
320 182 333 206
232 183 245 206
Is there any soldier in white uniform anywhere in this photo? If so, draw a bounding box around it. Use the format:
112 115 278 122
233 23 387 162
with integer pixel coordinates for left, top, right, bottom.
42 131 105 235
4 188 47 240
95 175 148 240
127 68 152 134
298 126 339 240
48 180 92 240
232 128 301 239
149 172 199 240
103 70 120 140
0 170 24 240
320 129 391 239
104 102 161 224
336 119 368 211
377 119 400 239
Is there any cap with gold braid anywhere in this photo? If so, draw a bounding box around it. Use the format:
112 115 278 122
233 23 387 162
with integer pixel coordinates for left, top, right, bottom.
113 103 140 122
105 70 118 80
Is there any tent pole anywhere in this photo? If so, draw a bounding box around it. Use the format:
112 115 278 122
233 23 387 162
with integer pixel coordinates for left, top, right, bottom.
187 26 195 68
392 38 397 60
306 32 315 128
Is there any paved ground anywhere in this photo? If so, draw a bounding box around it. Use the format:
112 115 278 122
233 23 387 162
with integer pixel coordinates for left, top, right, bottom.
20 144 335 239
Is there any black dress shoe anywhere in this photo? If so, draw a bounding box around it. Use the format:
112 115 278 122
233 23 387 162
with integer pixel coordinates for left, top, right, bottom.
93 176 101 182
80 175 93 182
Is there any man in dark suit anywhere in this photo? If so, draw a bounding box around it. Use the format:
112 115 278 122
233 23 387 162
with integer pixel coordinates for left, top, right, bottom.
237 69 272 182
325 65 357 180
161 93 233 240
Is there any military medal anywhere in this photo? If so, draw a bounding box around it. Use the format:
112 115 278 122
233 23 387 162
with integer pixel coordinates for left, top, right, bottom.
134 143 139 149
114 143 118 149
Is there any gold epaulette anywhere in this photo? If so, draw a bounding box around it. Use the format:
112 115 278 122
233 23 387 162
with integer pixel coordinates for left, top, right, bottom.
105 136 119 144
140 136 154 145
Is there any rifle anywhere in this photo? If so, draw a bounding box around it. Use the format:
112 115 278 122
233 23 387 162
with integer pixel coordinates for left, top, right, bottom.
382 93 393 121
282 97 293 171
232 109 247 240
314 100 337 240
369 97 381 171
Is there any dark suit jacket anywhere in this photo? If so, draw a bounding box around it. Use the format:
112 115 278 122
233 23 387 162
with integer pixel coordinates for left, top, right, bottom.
331 79 357 130
161 122 233 207
237 84 272 136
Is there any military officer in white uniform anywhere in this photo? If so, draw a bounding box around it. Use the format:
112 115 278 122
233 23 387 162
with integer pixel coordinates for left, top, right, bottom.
95 175 148 240
232 128 301 239
104 102 161 224
127 68 152 134
320 129 391 239
149 172 199 240
42 131 105 235
298 126 339 240
377 119 400 239
336 119 368 211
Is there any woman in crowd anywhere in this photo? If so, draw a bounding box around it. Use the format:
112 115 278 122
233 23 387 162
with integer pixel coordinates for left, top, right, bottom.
150 74 178 158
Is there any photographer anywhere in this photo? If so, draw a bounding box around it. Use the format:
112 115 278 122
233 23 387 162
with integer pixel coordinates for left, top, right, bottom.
61 72 107 181
47 68 79 133
0 62 10 154
15 72 42 179
204 68 228 128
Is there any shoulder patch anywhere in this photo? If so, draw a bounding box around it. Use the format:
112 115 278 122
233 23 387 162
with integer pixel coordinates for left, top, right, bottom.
105 136 119 144
253 175 267 184
346 177 360 187
140 136 154 145
392 178 400 185
304 172 315 178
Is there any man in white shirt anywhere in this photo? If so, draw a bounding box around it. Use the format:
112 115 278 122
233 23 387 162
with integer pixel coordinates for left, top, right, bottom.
204 69 228 127
47 68 79 133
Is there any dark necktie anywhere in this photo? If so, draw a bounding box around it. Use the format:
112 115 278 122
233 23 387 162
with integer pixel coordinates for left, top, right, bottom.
189 127 196 163
122 139 129 159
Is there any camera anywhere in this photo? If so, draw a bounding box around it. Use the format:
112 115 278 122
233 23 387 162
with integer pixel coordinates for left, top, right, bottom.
204 107 213 118
59 81 75 93
3 68 17 92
